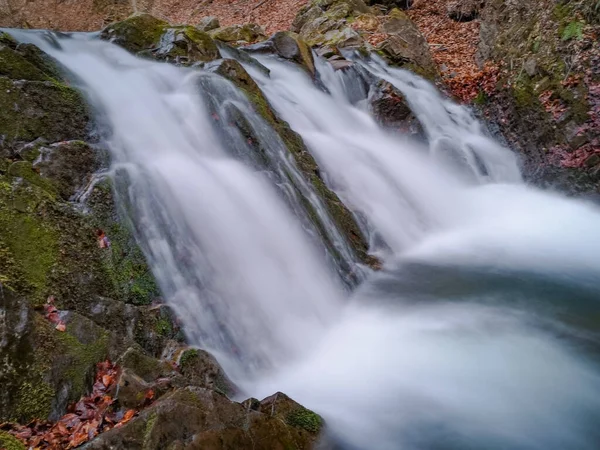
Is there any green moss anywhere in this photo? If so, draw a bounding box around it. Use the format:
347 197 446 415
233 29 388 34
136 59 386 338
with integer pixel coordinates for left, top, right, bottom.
474 90 487 105
0 45 51 81
0 175 59 303
144 411 158 445
155 316 172 336
55 326 109 396
8 161 58 196
0 77 89 148
286 408 323 433
13 380 55 421
0 431 26 450
101 14 167 53
178 348 199 368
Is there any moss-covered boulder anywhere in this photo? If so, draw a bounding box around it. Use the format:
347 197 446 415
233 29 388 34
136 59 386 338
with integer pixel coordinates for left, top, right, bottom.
292 0 371 47
0 78 90 153
177 348 237 396
209 24 266 44
101 14 221 65
0 291 110 423
84 387 322 449
245 31 316 75
100 13 168 54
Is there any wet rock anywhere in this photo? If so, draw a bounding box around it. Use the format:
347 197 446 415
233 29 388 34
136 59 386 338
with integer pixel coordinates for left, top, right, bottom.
32 141 102 201
447 0 483 22
0 78 90 152
329 57 354 70
209 24 266 44
176 348 237 396
369 79 422 136
0 296 110 423
196 16 220 32
101 13 168 54
84 387 322 449
245 31 315 74
153 26 221 64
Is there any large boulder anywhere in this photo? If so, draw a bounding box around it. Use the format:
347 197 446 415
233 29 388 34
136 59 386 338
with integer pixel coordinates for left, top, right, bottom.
377 8 437 78
292 0 371 47
209 24 266 45
83 387 323 449
447 0 483 22
369 79 423 137
101 14 221 64
245 31 315 75
196 16 220 32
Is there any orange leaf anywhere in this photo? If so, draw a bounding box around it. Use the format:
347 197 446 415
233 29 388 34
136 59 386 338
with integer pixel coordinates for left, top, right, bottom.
102 374 113 387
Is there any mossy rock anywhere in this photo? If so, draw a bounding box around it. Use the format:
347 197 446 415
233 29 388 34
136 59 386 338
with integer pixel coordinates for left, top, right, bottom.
84 387 321 449
177 348 237 396
101 13 168 54
0 431 26 450
209 24 266 44
0 77 90 152
246 31 315 75
152 26 220 65
0 298 110 423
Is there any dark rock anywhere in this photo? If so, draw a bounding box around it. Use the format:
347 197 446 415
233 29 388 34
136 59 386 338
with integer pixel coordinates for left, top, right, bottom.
32 141 102 201
177 348 237 396
365 0 413 11
447 0 483 22
245 31 315 74
84 387 322 449
196 16 220 32
369 79 422 137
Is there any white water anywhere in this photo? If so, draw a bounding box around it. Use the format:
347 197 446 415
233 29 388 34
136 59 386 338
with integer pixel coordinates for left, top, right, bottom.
8 31 600 449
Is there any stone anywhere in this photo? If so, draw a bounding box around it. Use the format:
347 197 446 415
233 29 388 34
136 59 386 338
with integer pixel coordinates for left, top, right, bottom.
32 141 102 201
524 57 537 77
329 58 354 70
209 24 266 44
447 0 482 22
177 348 237 396
364 0 413 11
100 14 168 54
353 13 380 32
84 387 322 449
369 79 423 137
377 9 437 78
196 16 220 32
153 26 221 65
245 31 315 74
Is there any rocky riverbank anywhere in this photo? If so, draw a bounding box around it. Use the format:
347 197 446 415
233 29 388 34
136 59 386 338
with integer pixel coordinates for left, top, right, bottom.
1 0 599 448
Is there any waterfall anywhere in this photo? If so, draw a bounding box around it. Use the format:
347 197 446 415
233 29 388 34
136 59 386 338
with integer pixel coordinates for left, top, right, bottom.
7 30 600 449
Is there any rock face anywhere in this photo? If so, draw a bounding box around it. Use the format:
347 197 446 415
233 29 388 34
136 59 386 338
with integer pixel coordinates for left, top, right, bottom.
84 388 323 450
0 27 176 426
292 0 372 47
475 0 600 194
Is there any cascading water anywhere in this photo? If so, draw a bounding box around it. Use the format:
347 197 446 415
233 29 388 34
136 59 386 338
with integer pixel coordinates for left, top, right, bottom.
7 30 600 450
